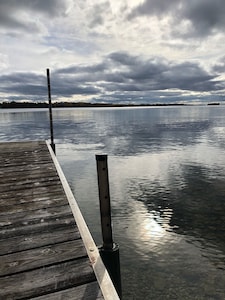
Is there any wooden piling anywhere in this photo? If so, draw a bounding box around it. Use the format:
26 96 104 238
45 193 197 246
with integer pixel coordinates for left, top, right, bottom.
96 155 113 249
96 155 122 299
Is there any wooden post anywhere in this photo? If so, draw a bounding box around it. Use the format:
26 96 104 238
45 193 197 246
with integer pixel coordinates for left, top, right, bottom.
46 68 55 154
96 155 122 299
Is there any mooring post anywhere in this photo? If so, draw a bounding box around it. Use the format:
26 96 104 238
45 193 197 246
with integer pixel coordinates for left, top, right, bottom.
96 155 122 299
46 68 55 154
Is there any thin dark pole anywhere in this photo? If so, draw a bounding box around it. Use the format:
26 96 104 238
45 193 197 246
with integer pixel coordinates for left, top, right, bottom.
46 68 55 154
96 155 122 298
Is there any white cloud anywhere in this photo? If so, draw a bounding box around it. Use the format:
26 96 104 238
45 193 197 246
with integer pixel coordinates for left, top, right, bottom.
0 0 225 103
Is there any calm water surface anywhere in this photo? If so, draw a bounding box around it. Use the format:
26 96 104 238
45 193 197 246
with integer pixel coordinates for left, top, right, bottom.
1 106 225 299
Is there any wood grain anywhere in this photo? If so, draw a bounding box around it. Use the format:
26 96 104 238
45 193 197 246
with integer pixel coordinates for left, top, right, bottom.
0 258 95 299
0 141 105 299
30 281 104 300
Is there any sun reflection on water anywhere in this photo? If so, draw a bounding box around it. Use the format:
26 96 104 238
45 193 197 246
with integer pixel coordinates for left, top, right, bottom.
122 198 183 261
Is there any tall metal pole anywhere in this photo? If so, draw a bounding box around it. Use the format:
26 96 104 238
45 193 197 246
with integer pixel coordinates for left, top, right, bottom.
96 155 122 299
46 68 55 154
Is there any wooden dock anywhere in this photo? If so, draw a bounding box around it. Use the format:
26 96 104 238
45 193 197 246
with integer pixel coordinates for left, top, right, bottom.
0 141 119 299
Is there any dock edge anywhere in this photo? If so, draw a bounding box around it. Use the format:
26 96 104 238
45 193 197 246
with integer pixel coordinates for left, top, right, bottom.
46 141 120 300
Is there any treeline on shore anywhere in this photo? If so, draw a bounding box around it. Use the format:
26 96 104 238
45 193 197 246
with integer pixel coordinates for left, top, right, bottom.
0 101 187 109
0 101 220 109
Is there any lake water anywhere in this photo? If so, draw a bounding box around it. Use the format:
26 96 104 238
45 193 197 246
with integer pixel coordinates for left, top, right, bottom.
1 106 225 299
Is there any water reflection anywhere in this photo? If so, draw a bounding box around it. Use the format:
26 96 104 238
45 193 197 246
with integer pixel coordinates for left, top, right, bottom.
1 106 225 299
0 109 50 141
126 162 225 267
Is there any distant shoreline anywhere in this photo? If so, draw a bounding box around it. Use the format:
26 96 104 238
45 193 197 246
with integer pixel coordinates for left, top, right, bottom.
0 101 220 109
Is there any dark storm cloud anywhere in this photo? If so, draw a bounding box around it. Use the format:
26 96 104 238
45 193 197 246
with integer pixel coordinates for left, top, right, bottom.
88 2 109 28
1 73 46 97
213 56 225 73
1 52 224 102
56 62 107 75
179 0 225 37
128 0 225 38
50 77 101 97
105 52 222 92
0 71 101 101
0 0 70 32
108 52 139 66
128 0 179 18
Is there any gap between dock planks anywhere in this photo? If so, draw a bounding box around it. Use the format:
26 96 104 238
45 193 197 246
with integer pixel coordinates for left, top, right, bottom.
0 141 119 300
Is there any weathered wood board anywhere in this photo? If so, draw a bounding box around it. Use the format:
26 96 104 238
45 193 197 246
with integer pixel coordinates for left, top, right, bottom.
0 141 105 299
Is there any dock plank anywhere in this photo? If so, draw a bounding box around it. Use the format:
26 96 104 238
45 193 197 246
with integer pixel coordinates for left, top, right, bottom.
0 198 71 215
0 215 76 239
0 240 86 276
0 185 66 201
0 141 119 300
0 227 80 255
0 204 72 226
31 281 104 300
0 258 95 299
0 141 106 299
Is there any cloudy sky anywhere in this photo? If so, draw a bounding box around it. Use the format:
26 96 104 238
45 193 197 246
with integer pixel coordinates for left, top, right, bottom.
1 0 225 104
